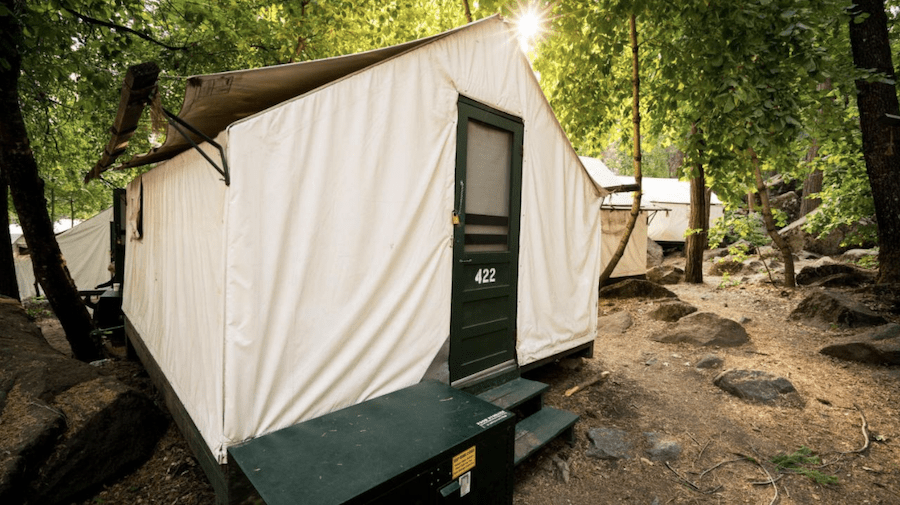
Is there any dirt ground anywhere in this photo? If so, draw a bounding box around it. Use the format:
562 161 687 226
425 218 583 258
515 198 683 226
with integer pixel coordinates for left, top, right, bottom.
35 259 900 505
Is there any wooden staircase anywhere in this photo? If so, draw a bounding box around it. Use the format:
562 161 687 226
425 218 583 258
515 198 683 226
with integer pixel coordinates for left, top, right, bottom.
475 377 578 465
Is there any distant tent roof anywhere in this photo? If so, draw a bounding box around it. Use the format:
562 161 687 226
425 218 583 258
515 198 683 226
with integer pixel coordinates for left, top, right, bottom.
642 177 722 205
579 157 665 210
87 17 497 179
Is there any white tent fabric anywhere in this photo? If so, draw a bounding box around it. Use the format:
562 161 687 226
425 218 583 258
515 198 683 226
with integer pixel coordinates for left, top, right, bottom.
12 208 113 298
123 17 604 463
642 177 724 243
579 156 652 278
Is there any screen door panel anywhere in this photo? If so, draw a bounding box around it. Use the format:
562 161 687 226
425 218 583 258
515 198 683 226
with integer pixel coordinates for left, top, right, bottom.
450 98 523 383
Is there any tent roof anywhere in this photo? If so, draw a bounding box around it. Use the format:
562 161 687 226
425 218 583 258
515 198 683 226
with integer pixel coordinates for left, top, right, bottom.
642 177 723 205
90 17 497 176
579 157 666 210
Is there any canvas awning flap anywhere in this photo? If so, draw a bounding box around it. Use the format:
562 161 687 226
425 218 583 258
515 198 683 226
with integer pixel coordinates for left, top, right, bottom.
93 23 469 175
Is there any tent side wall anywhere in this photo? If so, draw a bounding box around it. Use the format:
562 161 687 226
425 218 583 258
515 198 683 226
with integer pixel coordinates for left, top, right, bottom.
122 139 228 461
219 18 602 456
13 207 114 298
600 209 648 278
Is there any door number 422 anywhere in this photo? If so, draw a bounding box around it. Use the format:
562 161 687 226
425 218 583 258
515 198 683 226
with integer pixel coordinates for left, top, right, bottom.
474 267 497 284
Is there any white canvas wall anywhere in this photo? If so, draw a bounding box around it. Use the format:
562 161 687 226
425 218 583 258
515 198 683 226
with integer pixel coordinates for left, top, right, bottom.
600 210 648 278
13 207 113 299
123 139 228 459
124 17 603 462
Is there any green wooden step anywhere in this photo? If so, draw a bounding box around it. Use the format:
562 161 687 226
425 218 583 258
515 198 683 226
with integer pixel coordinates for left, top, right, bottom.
513 407 579 466
476 377 548 411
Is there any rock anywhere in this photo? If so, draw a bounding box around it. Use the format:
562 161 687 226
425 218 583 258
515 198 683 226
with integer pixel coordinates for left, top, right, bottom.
600 279 677 300
770 191 800 223
647 239 664 268
651 312 750 348
707 257 744 276
779 209 874 256
795 263 876 288
703 247 729 261
646 265 683 285
0 298 167 505
647 301 698 322
559 357 584 371
644 433 682 462
840 248 878 264
820 324 900 365
713 369 801 405
695 354 724 369
598 311 634 335
789 290 887 330
550 454 570 483
586 428 632 460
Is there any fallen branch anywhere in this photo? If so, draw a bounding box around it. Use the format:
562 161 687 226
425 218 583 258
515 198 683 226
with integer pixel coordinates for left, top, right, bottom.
564 371 610 397
839 404 870 455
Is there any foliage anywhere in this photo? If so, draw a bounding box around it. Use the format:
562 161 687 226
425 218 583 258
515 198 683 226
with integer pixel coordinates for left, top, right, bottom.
6 0 480 223
709 210 770 249
717 272 741 289
771 446 839 485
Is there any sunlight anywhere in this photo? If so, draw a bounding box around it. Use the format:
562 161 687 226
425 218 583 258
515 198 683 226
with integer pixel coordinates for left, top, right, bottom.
511 2 552 55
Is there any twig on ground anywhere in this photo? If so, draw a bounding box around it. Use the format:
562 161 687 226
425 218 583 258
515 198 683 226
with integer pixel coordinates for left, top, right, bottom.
839 404 870 454
749 448 778 505
750 474 783 486
693 438 712 465
664 461 701 492
564 371 611 396
696 458 745 481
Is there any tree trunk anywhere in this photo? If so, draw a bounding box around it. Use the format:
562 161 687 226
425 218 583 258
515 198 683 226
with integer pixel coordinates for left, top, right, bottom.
800 166 823 216
848 0 900 284
0 0 100 361
684 162 708 283
751 150 796 288
0 168 20 300
599 15 642 286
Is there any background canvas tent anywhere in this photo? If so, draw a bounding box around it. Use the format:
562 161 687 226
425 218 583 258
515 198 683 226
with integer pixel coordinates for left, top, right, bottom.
642 177 724 243
11 208 113 298
580 156 663 278
88 15 606 473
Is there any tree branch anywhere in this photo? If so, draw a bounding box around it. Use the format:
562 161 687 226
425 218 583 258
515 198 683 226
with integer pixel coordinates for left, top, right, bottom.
64 8 191 51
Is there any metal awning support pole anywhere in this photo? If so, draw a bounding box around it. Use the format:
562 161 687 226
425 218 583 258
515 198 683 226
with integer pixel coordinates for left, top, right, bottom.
161 107 231 186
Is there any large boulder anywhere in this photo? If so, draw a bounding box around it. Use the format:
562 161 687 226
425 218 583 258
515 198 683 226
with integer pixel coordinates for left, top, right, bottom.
601 279 677 300
0 297 166 505
820 324 900 365
795 263 876 288
646 239 664 268
789 290 887 330
651 312 750 347
646 265 683 285
714 369 802 406
647 300 697 322
770 191 801 223
598 311 634 335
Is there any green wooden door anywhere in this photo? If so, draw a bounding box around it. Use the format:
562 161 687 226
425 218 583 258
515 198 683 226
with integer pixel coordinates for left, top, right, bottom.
450 97 524 385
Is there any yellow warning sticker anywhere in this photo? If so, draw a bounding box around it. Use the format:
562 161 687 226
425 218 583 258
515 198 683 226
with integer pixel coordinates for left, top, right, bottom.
452 446 476 478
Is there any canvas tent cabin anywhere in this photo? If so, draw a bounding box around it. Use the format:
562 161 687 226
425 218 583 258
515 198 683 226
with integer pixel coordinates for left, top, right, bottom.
580 156 662 278
11 208 113 299
89 16 605 504
642 177 724 243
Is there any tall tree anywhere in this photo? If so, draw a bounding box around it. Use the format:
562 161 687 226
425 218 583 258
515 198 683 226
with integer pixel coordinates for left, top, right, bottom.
1 0 100 360
848 0 900 284
0 168 18 300
599 14 643 286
